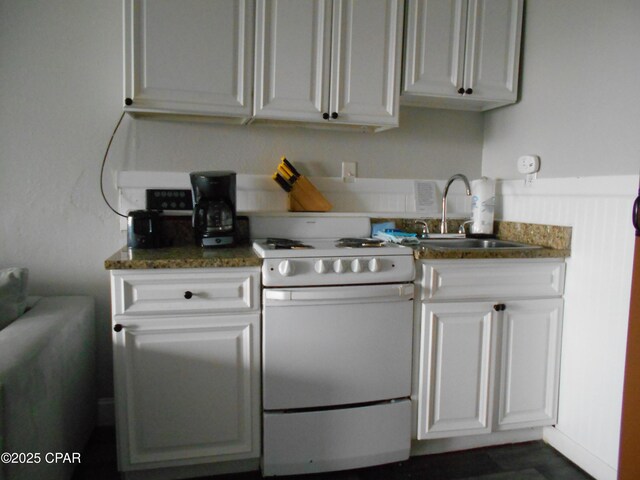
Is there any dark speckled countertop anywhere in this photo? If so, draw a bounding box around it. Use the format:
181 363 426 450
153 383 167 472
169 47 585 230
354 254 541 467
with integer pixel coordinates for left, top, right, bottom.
104 245 261 270
410 221 571 260
104 220 571 269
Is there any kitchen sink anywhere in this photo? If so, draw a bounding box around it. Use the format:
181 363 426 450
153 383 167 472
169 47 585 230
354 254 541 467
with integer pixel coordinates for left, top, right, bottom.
418 238 543 250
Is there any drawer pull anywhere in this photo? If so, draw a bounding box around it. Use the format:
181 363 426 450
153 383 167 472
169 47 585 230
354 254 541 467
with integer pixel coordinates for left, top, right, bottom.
184 291 193 299
113 324 123 332
493 303 506 311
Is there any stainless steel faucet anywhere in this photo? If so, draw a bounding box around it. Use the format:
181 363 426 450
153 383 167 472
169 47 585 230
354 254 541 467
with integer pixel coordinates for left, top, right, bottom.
441 174 471 234
414 220 429 238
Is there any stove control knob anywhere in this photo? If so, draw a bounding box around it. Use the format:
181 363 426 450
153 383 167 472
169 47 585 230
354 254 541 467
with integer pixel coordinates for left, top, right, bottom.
351 259 364 273
314 259 329 274
368 258 381 273
278 260 295 277
333 259 347 274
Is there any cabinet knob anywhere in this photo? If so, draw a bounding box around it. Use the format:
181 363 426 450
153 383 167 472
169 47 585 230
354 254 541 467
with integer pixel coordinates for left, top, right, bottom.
184 291 193 299
465 88 473 95
331 112 339 119
457 87 465 94
124 97 133 106
322 112 330 120
113 324 123 332
493 303 506 311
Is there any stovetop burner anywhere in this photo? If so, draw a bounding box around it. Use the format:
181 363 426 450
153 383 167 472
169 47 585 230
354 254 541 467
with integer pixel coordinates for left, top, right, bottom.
265 238 315 250
335 237 386 248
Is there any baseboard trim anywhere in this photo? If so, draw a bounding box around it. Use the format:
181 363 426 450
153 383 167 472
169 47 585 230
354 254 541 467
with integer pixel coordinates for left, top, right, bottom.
97 397 115 426
543 426 617 480
411 428 543 456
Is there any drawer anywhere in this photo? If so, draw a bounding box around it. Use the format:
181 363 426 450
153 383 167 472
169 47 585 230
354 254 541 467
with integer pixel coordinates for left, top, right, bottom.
111 268 259 315
419 260 565 301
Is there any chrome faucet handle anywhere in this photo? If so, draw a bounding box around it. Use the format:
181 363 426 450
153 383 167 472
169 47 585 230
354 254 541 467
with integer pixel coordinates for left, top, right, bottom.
414 220 430 238
458 220 473 235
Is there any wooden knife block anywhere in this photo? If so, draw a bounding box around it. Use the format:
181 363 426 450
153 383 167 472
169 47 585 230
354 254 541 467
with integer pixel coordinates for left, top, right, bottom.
287 176 332 212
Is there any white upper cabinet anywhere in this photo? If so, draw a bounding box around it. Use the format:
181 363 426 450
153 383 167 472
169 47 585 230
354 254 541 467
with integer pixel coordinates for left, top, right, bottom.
253 0 331 123
123 0 254 122
254 0 404 131
402 0 523 111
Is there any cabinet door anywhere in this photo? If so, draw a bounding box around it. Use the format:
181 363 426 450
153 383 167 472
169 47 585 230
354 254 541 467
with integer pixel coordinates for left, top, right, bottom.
113 314 260 469
463 0 523 102
329 0 403 127
401 0 522 110
253 0 332 121
497 299 563 430
123 0 254 119
416 302 496 439
402 0 467 99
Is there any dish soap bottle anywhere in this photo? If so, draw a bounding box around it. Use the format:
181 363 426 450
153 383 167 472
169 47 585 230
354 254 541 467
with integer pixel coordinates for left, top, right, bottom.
470 177 495 235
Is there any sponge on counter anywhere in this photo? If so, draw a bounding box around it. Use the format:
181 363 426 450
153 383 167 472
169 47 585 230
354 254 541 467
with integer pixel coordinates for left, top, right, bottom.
371 222 395 236
373 229 419 245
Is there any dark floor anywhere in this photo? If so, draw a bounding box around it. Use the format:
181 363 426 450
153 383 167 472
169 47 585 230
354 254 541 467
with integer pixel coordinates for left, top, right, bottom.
72 427 594 480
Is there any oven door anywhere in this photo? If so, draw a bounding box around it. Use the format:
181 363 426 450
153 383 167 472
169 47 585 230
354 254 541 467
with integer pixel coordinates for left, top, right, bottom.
262 283 414 410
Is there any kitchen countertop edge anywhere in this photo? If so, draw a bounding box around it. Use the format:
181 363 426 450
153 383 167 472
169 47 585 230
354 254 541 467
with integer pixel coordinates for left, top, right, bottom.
412 247 570 260
104 245 261 270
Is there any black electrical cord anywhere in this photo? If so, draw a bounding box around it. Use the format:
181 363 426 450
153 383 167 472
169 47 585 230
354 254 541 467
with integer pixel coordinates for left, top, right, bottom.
100 111 127 218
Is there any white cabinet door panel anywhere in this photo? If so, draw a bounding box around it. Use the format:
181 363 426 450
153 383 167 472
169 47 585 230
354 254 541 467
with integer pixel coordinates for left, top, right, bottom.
464 0 523 102
401 0 522 110
330 0 402 126
416 302 495 439
402 0 467 98
253 0 331 121
124 0 253 117
497 299 563 429
113 314 260 468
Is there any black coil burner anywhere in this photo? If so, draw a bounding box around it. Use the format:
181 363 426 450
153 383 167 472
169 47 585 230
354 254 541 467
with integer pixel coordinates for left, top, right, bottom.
265 238 314 250
335 238 386 248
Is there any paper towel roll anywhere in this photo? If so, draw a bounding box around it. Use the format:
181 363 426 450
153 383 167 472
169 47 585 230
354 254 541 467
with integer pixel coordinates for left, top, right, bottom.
470 177 495 234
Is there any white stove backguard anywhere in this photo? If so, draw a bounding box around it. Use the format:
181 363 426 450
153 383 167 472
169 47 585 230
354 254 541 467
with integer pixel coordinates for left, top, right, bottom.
249 215 371 240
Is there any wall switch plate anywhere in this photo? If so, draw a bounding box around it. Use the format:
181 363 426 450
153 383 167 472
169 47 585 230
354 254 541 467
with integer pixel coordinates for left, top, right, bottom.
146 189 193 211
342 161 357 183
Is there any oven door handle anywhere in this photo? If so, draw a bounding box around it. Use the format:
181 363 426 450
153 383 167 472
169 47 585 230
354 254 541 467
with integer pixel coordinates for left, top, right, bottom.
264 284 414 303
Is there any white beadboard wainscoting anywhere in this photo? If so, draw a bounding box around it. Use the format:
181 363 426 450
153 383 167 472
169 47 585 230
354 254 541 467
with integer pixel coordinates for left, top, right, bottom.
497 175 638 480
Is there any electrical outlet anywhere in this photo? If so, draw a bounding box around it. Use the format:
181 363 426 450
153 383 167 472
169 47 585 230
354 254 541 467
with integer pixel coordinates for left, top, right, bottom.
342 161 357 183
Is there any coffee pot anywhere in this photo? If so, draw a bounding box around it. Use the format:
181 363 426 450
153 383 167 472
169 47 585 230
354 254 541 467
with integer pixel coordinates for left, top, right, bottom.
190 171 236 247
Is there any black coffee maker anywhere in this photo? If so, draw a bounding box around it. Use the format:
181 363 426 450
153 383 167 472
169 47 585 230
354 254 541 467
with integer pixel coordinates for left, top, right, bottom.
190 171 236 247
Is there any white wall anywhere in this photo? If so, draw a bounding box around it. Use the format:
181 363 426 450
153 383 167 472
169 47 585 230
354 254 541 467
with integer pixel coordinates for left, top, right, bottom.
0 0 483 400
123 108 483 179
483 1 640 477
483 0 640 179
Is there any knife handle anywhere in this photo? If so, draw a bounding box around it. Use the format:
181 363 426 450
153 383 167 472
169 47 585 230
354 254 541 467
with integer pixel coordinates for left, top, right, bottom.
277 164 296 183
273 173 292 192
281 157 301 177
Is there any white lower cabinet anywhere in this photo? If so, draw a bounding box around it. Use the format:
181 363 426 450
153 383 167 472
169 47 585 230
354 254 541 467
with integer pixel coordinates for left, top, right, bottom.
497 298 564 430
416 302 495 439
110 268 261 475
414 259 565 440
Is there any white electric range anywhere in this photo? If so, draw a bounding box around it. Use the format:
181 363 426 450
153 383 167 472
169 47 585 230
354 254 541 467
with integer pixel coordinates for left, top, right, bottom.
251 216 415 477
